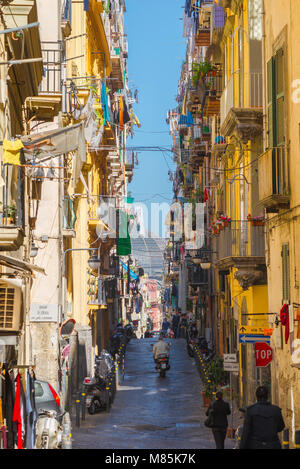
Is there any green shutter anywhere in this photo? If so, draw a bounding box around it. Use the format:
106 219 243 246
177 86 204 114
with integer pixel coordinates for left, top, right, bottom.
275 48 285 146
281 243 290 303
267 58 275 148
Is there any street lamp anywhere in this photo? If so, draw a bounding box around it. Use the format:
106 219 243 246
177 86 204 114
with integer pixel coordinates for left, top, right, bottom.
88 252 101 270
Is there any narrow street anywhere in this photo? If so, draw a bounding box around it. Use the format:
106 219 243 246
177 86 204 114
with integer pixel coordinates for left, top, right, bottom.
72 338 234 450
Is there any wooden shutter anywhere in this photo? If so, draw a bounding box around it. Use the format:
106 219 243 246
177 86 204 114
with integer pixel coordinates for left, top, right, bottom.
281 243 290 303
275 48 285 146
267 58 275 148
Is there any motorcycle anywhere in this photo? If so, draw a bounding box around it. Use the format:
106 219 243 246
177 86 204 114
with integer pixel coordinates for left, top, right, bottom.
155 353 170 378
83 375 109 414
187 337 195 357
35 410 71 449
83 350 115 414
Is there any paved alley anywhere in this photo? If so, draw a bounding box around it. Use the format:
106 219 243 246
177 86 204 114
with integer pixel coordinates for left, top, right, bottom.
71 338 235 450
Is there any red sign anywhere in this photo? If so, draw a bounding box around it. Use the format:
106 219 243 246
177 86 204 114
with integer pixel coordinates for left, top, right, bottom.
255 342 273 367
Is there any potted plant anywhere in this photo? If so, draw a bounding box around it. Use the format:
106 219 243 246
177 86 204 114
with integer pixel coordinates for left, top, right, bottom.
3 203 17 225
202 382 214 407
219 215 231 228
247 214 265 226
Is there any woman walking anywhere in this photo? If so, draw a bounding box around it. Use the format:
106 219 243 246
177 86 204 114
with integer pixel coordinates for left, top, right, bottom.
205 391 231 449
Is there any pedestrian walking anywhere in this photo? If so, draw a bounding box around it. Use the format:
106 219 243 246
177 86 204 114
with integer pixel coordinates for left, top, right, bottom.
172 311 180 338
239 386 285 449
161 317 170 336
180 314 188 339
205 391 231 449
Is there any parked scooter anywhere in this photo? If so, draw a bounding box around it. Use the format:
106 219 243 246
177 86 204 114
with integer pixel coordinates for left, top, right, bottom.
35 410 71 449
83 349 115 414
124 323 135 342
187 337 195 357
83 375 108 414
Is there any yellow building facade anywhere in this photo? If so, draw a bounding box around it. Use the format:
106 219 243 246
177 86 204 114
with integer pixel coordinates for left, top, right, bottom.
259 0 300 443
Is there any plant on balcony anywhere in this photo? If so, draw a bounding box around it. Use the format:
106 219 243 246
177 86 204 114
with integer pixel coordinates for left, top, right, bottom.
192 61 218 87
3 203 16 225
210 223 220 235
219 215 231 228
247 214 265 226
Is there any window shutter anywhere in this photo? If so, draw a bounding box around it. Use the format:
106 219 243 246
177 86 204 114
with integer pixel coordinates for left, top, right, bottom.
281 243 290 303
275 48 285 146
267 58 275 148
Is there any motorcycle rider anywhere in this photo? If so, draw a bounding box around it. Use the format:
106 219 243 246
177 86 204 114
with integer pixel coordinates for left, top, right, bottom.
153 334 170 363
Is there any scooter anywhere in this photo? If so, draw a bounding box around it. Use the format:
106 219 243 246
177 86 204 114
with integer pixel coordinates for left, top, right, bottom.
83 350 115 414
187 337 195 357
155 353 170 378
35 410 71 449
83 375 109 414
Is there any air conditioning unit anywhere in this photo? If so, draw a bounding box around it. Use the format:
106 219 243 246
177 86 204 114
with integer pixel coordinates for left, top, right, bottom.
0 279 22 332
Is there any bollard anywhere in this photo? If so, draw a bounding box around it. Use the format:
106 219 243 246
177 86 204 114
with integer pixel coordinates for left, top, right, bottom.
282 429 289 449
62 412 72 449
75 393 81 427
81 392 86 421
295 430 300 449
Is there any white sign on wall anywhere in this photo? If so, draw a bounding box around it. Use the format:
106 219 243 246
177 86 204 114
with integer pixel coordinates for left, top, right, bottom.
30 304 59 323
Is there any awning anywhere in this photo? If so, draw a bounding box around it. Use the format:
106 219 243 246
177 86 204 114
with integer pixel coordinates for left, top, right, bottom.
0 254 46 275
20 123 86 184
116 210 131 256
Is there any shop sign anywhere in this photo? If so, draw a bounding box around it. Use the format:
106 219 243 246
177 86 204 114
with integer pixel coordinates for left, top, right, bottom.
30 303 59 322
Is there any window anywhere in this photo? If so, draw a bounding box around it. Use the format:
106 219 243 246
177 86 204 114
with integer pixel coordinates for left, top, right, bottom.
266 47 286 148
281 243 290 303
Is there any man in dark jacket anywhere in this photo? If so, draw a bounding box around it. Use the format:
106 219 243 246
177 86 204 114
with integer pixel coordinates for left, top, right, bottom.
206 391 231 449
239 386 285 449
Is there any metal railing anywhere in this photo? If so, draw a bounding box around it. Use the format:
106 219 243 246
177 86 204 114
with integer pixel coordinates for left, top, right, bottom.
258 146 290 201
216 220 265 261
39 41 62 95
204 71 223 98
220 71 263 127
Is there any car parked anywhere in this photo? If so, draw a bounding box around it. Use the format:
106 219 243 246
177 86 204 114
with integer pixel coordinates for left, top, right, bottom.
34 379 61 414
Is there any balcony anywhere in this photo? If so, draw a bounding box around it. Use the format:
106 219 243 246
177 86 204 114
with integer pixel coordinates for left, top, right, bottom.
258 146 290 212
25 41 62 121
211 116 228 156
0 203 25 251
220 71 263 142
188 265 209 287
202 71 223 117
215 220 266 289
110 43 124 92
195 28 211 47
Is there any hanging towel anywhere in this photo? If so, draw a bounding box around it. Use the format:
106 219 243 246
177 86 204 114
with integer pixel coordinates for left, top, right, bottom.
3 367 15 449
297 309 300 339
280 304 290 344
101 81 109 126
119 96 124 130
12 373 23 449
25 372 37 450
3 139 24 166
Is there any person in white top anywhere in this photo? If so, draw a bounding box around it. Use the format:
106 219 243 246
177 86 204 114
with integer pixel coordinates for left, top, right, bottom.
153 335 170 360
